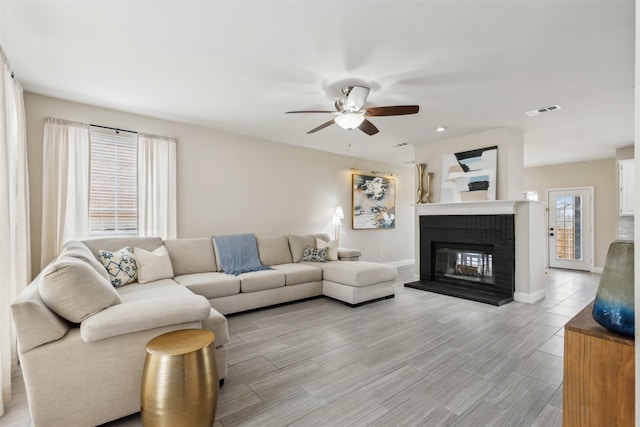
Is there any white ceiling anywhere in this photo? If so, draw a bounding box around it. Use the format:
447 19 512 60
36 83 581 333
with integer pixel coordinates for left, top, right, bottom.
2 0 635 167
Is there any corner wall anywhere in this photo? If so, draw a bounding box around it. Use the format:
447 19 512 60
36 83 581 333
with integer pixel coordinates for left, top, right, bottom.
523 158 617 269
25 93 415 276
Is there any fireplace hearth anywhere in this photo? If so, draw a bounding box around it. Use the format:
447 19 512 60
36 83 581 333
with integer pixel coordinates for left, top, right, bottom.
406 214 515 305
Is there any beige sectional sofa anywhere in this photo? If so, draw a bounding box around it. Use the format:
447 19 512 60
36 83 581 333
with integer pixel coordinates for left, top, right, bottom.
11 233 397 427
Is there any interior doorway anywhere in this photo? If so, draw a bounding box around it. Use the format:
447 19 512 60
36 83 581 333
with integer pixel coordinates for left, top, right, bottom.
546 187 594 271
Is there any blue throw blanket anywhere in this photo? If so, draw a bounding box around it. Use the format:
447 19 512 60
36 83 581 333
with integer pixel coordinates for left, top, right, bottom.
214 234 272 275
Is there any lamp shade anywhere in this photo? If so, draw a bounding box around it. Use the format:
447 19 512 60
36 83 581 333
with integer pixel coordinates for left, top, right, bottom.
331 214 342 226
335 113 364 130
335 207 344 219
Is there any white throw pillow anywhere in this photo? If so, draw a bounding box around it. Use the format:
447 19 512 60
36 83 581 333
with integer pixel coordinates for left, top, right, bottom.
134 246 174 284
98 246 138 288
316 238 338 261
39 257 122 323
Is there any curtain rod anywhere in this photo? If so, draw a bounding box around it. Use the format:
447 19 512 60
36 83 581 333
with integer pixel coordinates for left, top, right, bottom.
90 123 137 134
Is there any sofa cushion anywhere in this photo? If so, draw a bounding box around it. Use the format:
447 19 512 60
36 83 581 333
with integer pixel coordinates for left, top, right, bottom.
301 245 328 262
39 257 122 323
117 279 189 302
174 272 240 299
239 269 286 293
271 263 323 286
59 247 110 282
134 246 174 284
163 237 217 275
98 246 138 287
306 260 398 287
316 238 338 261
80 294 212 343
287 234 316 263
256 235 293 266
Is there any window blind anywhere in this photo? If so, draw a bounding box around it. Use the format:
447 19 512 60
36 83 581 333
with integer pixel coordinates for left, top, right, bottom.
89 128 138 236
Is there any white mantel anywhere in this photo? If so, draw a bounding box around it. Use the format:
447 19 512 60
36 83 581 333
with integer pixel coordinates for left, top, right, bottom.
413 199 546 304
413 200 542 216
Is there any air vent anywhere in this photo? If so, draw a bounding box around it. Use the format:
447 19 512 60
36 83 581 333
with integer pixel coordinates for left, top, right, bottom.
394 142 409 148
525 105 562 117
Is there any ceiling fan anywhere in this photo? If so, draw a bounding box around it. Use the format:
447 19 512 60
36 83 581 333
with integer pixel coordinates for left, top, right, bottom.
286 85 419 136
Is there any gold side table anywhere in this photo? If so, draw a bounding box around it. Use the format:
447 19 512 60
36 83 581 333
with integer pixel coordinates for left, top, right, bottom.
141 329 218 427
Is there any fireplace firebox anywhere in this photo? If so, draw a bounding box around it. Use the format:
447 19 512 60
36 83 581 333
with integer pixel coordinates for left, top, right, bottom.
406 214 515 305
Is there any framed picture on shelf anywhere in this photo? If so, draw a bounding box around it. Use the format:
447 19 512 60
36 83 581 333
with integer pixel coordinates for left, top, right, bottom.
352 173 396 229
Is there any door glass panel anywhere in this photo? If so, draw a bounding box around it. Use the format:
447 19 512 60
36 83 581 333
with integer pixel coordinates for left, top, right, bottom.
555 195 583 261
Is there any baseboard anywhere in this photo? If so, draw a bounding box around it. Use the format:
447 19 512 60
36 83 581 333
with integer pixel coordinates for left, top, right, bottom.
514 288 546 304
387 259 415 267
592 266 603 274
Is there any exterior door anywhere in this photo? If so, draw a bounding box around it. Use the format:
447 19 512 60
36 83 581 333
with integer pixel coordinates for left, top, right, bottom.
547 187 593 271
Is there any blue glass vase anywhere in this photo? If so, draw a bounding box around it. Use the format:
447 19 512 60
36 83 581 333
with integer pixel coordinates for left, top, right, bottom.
592 240 635 338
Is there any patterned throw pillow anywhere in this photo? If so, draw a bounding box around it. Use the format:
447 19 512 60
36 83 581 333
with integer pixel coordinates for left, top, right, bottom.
98 246 138 288
301 245 328 262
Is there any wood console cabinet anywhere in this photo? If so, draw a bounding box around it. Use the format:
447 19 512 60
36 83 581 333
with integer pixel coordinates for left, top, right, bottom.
563 302 635 427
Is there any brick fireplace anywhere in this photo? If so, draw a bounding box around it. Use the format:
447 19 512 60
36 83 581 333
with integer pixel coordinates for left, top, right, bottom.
408 200 547 305
407 214 515 305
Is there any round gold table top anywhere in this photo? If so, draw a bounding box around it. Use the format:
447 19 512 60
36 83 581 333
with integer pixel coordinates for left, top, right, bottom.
146 329 215 356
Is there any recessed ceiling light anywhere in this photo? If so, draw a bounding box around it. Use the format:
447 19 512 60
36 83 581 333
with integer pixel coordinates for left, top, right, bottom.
394 142 409 148
436 126 446 132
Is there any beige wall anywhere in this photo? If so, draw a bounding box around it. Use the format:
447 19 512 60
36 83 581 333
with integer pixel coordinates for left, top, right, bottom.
523 158 617 269
414 127 524 203
25 93 415 275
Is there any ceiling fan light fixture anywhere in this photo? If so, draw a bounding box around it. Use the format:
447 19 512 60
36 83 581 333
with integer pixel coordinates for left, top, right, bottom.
335 113 365 130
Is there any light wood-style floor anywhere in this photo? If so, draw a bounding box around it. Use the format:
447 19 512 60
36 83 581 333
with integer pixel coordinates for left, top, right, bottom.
1 268 600 427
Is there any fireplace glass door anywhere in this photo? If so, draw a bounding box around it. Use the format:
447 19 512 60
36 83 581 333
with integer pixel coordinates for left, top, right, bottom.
434 244 495 285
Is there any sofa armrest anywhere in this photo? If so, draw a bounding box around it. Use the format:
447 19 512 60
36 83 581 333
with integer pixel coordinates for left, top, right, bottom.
80 294 211 342
338 247 362 261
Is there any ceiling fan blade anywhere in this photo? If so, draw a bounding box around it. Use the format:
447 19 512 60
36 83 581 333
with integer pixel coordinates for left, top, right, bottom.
307 119 335 134
364 105 420 116
286 110 335 114
345 86 370 110
358 119 379 136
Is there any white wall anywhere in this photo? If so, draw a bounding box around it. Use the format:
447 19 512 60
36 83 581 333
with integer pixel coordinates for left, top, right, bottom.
25 93 415 275
413 127 524 203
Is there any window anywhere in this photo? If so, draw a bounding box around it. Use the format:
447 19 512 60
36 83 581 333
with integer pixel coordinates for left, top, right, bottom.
88 127 138 236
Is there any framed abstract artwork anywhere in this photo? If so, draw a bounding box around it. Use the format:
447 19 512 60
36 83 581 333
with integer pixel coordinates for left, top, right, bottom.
441 146 498 202
352 173 396 229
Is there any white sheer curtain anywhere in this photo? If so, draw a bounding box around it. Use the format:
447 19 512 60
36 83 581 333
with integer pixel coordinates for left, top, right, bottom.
0 47 31 416
41 118 90 266
137 133 177 239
